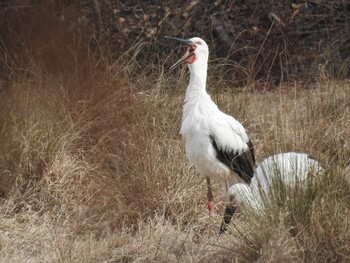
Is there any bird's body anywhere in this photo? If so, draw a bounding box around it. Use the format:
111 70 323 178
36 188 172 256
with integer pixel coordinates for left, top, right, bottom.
180 85 253 186
219 152 323 233
166 36 255 211
228 152 323 212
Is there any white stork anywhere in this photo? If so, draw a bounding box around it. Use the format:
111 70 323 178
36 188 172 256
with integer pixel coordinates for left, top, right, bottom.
219 152 323 233
165 36 255 213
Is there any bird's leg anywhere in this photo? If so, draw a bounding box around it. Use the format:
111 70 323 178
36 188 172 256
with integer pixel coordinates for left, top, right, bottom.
206 176 214 215
219 203 236 235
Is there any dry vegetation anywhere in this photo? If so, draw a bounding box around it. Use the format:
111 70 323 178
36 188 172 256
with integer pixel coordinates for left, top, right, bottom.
1 3 350 263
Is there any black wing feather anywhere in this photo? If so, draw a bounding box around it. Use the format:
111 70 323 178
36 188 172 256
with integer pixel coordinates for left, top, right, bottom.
210 135 255 183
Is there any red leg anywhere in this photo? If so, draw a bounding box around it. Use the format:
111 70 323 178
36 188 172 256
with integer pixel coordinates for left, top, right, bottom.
206 177 214 214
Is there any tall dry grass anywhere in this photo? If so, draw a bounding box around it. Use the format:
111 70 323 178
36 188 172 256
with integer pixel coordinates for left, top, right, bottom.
0 25 350 263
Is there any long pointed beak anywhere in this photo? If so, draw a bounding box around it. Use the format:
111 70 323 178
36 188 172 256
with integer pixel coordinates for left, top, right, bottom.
165 36 196 70
165 36 194 46
169 51 195 70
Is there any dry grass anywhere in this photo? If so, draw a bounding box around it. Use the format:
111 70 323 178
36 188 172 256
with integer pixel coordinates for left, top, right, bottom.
0 34 350 263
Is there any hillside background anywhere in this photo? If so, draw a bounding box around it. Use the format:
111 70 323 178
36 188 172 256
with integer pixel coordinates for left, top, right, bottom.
0 1 349 262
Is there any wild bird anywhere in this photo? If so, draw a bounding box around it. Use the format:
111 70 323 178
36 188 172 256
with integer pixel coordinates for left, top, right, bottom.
219 152 323 233
165 36 255 215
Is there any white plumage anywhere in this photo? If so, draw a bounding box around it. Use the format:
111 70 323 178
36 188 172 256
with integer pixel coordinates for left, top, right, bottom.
166 36 255 212
219 152 323 233
228 152 323 213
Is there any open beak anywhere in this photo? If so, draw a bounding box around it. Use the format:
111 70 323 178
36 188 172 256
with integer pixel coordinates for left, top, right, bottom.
165 36 196 70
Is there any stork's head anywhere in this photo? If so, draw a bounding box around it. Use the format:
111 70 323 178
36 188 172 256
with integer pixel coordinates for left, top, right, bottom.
165 36 209 70
228 183 264 212
227 183 252 208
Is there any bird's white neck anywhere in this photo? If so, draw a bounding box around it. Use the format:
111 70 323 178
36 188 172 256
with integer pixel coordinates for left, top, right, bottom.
185 63 208 100
180 62 212 136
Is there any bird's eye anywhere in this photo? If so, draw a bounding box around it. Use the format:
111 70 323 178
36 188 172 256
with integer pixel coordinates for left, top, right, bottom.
195 41 202 45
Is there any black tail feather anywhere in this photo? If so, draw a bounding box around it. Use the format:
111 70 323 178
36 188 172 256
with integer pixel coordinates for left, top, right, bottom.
210 136 255 183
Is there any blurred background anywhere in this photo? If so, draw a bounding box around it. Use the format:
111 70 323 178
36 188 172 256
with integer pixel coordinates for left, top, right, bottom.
1 0 349 85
